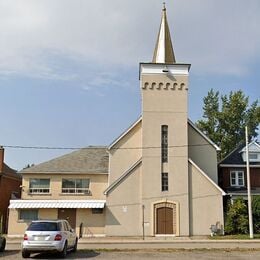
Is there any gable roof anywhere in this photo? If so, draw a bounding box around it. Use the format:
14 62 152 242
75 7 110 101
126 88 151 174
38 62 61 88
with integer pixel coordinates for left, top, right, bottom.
0 163 21 180
104 158 142 195
108 116 221 151
108 116 142 150
189 158 226 195
219 141 260 166
240 141 260 152
188 119 221 151
109 116 220 151
20 146 109 174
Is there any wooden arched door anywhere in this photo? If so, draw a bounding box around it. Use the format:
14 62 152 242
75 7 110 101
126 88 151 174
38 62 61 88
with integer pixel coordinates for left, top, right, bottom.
155 202 176 235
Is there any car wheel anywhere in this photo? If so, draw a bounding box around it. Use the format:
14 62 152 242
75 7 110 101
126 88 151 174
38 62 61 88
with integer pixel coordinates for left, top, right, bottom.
72 238 78 252
22 249 30 258
0 237 6 252
59 241 67 258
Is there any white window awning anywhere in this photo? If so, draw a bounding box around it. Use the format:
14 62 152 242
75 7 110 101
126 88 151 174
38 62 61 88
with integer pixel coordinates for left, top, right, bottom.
9 199 105 209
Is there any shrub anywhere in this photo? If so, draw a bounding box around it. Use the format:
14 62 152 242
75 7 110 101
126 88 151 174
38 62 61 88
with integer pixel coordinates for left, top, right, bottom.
252 195 260 234
225 197 249 234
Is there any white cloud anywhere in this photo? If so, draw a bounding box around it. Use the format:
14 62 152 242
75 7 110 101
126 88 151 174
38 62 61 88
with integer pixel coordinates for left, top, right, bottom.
0 0 260 80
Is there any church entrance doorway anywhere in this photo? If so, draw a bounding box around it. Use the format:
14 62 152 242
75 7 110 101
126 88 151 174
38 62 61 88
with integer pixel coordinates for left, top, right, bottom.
154 202 176 235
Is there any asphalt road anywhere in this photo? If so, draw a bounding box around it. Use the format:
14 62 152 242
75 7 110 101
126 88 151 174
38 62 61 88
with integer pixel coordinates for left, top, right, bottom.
6 239 260 250
1 249 260 259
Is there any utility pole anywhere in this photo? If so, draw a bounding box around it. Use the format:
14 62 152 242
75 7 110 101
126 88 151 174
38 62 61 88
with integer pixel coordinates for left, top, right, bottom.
245 126 254 238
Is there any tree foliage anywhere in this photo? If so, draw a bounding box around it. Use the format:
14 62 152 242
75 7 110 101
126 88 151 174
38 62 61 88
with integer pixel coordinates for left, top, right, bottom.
196 89 260 159
252 195 260 234
225 196 260 235
225 198 249 234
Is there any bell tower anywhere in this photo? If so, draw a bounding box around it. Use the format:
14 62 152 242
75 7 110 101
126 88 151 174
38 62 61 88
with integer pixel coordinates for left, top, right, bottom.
140 4 191 236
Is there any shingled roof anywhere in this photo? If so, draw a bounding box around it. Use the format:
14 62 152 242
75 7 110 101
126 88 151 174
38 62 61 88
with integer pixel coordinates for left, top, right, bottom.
20 146 109 174
219 141 260 166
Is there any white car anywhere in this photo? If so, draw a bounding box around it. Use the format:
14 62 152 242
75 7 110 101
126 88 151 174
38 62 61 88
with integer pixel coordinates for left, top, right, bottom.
21 219 78 258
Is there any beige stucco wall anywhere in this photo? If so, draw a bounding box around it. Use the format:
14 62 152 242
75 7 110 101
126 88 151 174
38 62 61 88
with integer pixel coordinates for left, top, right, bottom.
39 208 57 219
8 208 57 237
21 173 108 200
105 67 223 237
9 173 107 237
109 121 142 184
76 208 105 236
188 161 224 236
8 209 28 236
8 207 105 237
105 164 142 236
188 124 218 183
141 72 190 236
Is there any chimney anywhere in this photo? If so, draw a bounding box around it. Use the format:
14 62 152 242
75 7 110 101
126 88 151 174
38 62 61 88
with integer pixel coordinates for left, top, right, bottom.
0 146 4 173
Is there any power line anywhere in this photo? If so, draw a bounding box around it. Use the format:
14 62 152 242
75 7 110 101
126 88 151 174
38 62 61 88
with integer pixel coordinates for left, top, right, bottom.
2 145 79 150
2 143 216 150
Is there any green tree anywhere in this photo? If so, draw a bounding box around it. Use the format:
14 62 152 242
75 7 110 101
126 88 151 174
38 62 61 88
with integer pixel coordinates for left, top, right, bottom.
197 89 260 159
225 198 249 234
252 195 260 234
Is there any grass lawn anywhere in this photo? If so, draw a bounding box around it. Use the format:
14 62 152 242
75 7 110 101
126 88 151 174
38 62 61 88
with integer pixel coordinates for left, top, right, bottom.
210 234 260 239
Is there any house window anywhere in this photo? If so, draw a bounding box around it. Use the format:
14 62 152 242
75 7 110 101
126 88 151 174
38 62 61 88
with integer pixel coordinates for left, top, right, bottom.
62 179 90 194
92 208 103 214
249 153 258 161
230 171 244 187
161 172 168 191
19 209 38 221
29 179 50 194
161 125 168 163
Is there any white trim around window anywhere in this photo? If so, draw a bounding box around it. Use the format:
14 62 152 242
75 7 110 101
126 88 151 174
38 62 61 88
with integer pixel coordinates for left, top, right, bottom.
230 170 244 187
61 178 90 194
29 178 50 194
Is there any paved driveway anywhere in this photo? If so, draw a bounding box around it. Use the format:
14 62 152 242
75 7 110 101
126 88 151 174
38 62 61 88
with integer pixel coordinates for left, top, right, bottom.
1 249 260 259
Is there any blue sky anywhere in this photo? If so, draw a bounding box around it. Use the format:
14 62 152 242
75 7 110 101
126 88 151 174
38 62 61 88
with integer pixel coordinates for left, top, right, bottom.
1 0 259 170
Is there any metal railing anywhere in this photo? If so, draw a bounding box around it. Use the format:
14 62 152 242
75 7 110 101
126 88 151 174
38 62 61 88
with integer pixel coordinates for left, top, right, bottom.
29 188 50 194
61 188 91 194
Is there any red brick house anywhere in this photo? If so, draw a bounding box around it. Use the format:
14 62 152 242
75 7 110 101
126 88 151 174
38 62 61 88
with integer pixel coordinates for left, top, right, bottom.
0 146 21 233
218 141 260 200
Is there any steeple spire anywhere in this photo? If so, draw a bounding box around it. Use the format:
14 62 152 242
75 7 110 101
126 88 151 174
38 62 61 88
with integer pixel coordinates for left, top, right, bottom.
152 3 176 63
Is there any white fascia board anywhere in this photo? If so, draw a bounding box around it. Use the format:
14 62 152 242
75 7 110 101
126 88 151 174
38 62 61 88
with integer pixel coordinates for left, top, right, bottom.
189 158 226 196
219 164 260 168
140 63 190 76
104 158 142 195
240 141 260 153
230 192 260 196
188 119 221 151
108 117 142 150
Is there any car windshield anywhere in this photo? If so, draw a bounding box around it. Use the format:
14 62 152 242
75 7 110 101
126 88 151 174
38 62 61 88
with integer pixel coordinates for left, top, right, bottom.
27 222 60 231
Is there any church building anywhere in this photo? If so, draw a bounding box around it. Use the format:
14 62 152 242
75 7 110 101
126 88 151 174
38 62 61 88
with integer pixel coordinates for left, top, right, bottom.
8 5 225 238
104 5 225 236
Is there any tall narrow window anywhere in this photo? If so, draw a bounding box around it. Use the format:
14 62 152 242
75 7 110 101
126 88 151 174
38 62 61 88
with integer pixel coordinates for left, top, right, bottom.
161 125 168 163
161 172 168 191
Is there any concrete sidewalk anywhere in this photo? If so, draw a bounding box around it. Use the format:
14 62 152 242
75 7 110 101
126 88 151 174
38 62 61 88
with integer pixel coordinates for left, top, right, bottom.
6 236 260 250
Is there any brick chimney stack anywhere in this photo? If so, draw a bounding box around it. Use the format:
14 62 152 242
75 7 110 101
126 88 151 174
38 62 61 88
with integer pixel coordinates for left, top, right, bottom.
0 146 4 173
